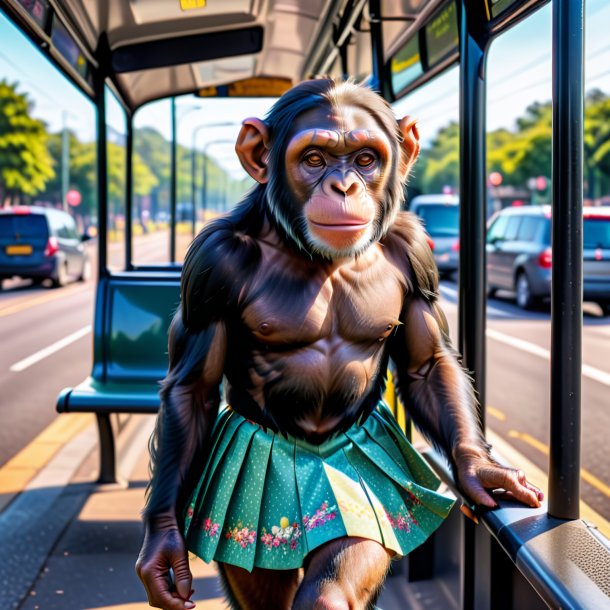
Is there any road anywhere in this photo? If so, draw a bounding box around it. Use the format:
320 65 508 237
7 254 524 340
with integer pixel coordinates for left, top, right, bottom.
0 234 608 523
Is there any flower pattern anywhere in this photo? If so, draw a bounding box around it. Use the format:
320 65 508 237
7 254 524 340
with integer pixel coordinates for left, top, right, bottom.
302 501 337 531
225 522 257 548
260 516 302 551
386 491 421 532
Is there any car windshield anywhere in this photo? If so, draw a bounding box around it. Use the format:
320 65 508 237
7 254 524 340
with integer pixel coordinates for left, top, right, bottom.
418 205 460 237
583 218 610 249
0 214 48 238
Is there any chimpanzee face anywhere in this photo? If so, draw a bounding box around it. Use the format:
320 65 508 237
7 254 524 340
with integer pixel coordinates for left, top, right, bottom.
235 80 420 260
283 105 394 259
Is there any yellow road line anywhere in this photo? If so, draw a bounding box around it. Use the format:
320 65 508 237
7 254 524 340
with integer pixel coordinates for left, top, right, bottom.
0 284 89 317
508 429 610 498
487 405 507 421
0 413 94 496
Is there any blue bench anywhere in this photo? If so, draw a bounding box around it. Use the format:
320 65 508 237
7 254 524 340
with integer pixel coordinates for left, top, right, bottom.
57 272 180 483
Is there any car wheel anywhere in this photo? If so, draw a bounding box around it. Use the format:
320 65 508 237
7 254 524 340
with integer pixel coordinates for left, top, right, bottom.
78 258 91 282
516 272 536 310
52 261 68 288
487 285 497 298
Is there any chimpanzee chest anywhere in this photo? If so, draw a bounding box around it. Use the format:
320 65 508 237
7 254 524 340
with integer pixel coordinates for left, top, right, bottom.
242 251 405 350
236 247 403 409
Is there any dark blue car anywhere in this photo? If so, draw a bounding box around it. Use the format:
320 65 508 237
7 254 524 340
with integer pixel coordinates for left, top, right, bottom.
0 206 91 289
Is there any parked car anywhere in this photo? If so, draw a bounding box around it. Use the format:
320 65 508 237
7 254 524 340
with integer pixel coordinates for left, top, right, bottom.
0 206 91 289
486 205 610 313
409 194 460 277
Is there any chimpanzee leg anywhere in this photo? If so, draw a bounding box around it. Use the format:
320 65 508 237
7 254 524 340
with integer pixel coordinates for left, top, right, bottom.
292 537 392 610
217 562 301 610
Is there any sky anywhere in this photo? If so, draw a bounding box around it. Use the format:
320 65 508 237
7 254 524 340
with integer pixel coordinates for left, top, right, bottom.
0 0 609 176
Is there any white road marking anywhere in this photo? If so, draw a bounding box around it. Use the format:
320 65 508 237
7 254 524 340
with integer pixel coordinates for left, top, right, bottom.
9 325 92 372
439 283 512 317
487 328 610 387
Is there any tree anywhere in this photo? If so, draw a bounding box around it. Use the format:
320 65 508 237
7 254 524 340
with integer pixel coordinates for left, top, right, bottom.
584 89 610 198
0 80 54 206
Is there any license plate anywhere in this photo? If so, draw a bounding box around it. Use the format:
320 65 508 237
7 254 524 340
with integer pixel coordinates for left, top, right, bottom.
6 244 33 255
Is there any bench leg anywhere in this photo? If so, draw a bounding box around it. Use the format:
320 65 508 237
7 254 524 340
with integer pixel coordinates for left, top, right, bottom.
96 413 117 484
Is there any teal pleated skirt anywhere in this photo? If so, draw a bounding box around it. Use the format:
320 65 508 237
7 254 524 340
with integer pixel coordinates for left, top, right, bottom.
183 403 455 572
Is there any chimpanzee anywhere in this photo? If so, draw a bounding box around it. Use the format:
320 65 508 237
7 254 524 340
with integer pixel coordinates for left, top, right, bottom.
136 79 542 610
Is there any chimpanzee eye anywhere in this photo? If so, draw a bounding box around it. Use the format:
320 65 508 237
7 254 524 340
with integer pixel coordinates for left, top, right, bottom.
355 152 377 168
303 151 325 168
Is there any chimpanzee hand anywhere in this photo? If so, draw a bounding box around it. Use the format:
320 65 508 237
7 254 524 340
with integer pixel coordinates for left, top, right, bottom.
453 446 544 522
136 520 195 610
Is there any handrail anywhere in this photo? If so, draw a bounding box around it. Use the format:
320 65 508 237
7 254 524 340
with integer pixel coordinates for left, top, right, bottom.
423 448 610 609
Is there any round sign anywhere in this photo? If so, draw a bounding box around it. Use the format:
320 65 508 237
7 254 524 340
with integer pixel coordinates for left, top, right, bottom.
489 171 503 187
66 189 81 207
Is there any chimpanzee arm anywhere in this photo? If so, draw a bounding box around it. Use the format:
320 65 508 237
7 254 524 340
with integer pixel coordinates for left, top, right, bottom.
136 218 261 610
388 213 542 511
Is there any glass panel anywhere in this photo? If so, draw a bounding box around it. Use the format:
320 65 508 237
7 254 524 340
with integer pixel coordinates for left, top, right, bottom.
390 35 423 98
132 98 171 266
392 66 460 201
132 94 276 266
486 6 552 484
0 10 96 269
105 87 127 271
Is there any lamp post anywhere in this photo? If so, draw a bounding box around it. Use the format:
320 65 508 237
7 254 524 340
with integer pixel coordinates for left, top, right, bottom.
191 123 238 237
200 139 235 222
170 101 200 261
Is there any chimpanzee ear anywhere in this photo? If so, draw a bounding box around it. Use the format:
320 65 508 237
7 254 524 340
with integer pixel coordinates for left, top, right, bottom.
235 118 270 184
397 115 420 180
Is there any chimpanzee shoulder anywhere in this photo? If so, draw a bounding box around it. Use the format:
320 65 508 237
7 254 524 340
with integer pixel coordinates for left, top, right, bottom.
180 203 263 332
383 210 440 301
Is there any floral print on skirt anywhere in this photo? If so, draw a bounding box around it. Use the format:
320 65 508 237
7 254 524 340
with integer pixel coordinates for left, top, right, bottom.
183 402 455 572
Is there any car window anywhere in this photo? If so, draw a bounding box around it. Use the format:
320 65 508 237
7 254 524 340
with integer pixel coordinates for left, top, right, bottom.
584 218 610 249
504 215 522 241
517 216 544 242
417 205 459 237
487 214 509 242
0 214 48 238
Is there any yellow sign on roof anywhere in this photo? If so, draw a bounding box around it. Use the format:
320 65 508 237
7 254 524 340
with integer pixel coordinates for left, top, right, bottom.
180 0 206 10
197 77 292 98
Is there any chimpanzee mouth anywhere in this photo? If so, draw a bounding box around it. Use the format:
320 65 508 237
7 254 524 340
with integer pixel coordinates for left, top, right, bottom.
309 220 372 231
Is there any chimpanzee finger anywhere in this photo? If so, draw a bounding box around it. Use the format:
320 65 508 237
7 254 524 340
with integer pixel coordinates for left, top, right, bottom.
459 474 498 509
480 467 541 508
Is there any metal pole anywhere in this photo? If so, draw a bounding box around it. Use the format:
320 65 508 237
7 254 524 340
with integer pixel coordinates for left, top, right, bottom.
125 119 133 269
458 3 488 609
61 111 69 212
458 2 487 429
191 131 197 239
170 96 177 263
95 74 108 278
548 0 584 521
202 152 208 221
368 0 383 93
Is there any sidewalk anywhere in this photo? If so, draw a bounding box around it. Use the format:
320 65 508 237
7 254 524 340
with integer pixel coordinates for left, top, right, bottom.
0 414 225 610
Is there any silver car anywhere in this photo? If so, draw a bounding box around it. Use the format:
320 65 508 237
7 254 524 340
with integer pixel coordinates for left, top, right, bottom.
409 194 460 278
486 205 610 313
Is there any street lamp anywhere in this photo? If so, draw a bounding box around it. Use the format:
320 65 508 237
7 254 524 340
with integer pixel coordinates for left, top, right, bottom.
170 100 200 261
191 122 239 236
200 139 235 222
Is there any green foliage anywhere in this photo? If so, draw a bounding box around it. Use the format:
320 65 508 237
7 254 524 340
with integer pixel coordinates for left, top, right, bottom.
415 91 610 201
0 80 55 203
